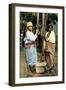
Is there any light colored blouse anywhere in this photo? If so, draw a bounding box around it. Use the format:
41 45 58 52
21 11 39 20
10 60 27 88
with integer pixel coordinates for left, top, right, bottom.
24 31 37 44
45 31 55 43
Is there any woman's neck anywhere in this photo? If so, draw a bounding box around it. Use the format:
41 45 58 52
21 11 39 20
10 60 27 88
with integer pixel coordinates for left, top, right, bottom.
27 29 32 32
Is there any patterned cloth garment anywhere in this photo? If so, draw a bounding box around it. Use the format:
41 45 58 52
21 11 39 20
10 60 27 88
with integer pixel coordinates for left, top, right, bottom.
45 30 56 69
24 30 37 65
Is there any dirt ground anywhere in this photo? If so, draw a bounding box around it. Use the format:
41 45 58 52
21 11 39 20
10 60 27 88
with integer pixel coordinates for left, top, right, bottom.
20 51 58 78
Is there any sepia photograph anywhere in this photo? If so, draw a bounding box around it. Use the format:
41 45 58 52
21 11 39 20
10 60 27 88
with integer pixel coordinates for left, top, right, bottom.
20 12 58 78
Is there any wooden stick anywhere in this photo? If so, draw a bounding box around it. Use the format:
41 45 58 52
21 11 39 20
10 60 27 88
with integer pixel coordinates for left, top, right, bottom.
40 13 46 61
36 13 39 29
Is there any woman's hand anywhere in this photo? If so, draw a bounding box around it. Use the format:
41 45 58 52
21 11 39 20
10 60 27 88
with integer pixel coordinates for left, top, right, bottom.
36 29 39 34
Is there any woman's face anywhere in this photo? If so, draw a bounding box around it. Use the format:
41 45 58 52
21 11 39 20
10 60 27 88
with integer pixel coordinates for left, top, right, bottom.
49 26 52 32
28 26 32 31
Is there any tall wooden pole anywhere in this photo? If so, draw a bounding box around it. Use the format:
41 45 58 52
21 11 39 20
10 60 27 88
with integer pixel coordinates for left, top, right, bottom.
36 13 39 47
40 13 46 61
36 13 39 29
43 13 46 50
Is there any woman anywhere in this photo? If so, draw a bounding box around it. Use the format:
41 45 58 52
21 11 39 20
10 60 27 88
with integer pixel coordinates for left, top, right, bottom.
24 21 39 75
44 24 56 73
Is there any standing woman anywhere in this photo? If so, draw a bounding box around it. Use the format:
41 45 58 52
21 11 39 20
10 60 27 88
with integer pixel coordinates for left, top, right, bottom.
44 24 56 72
24 21 39 75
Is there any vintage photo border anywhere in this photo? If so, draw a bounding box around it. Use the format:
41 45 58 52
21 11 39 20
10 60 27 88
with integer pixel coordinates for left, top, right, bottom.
9 3 64 86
